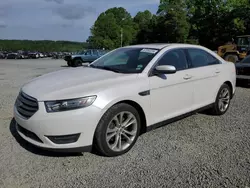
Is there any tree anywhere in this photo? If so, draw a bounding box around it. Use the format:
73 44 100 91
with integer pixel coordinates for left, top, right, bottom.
88 7 137 49
156 0 190 43
133 10 154 43
0 40 87 52
186 0 250 49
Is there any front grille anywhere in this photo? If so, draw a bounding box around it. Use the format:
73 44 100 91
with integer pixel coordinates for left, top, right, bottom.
64 55 72 61
237 67 250 76
15 92 38 119
17 124 43 143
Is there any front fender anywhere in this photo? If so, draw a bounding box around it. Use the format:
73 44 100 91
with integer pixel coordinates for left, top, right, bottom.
93 94 151 126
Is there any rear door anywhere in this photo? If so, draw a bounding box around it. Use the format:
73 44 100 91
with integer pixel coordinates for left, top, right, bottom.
185 48 222 109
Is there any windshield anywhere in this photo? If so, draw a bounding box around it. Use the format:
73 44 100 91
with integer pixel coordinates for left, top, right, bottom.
237 37 250 46
90 47 159 73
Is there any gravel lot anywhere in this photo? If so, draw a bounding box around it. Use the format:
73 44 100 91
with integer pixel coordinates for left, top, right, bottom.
0 59 250 188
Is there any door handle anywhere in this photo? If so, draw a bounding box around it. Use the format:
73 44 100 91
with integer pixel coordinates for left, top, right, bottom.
183 75 192 80
215 69 220 74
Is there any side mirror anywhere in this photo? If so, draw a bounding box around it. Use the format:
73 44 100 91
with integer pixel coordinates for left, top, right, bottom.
153 65 176 75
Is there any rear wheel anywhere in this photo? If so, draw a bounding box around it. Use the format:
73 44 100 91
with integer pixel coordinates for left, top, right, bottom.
94 103 141 157
224 54 238 63
209 84 231 115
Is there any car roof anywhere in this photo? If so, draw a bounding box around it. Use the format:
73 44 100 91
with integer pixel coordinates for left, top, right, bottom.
124 43 203 50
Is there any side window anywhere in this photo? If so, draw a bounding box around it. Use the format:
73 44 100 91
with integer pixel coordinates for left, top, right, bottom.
85 50 91 55
92 50 98 56
206 53 220 65
187 49 220 68
157 49 188 71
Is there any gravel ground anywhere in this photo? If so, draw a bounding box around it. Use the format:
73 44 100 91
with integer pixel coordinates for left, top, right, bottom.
0 59 249 188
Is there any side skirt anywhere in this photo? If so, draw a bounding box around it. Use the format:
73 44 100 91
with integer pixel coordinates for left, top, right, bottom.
146 103 214 132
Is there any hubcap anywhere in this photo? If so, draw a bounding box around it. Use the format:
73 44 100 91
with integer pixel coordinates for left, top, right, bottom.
106 111 138 152
218 88 230 112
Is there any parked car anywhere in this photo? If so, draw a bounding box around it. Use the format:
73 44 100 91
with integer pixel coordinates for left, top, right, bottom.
20 51 29 59
39 53 44 58
235 55 250 84
28 52 39 59
64 49 109 67
0 52 5 59
6 53 21 59
14 44 236 157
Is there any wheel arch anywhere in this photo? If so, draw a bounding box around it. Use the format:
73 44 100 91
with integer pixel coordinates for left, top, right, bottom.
96 99 148 136
115 100 147 135
223 81 234 99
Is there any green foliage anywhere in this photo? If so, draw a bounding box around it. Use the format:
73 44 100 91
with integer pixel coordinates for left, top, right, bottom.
88 7 137 49
88 0 250 50
0 40 88 52
133 11 154 43
157 0 190 43
186 0 250 49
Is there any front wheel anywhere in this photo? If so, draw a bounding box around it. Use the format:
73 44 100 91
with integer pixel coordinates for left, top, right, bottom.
225 54 238 63
72 59 83 67
67 61 72 67
209 84 232 115
94 103 141 157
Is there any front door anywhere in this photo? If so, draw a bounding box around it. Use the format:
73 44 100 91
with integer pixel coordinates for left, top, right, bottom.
149 49 194 125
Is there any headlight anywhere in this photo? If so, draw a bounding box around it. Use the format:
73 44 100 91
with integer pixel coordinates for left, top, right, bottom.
45 96 96 113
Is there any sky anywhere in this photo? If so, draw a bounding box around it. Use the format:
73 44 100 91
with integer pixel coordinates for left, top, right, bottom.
0 0 159 42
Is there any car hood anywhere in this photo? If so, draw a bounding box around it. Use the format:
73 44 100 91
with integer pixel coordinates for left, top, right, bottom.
22 67 138 101
235 63 250 68
71 54 84 58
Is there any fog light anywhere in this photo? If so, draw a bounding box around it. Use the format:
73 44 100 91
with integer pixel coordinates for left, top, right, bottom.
46 133 80 144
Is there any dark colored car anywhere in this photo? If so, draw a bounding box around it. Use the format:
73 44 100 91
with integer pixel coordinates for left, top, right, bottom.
28 52 39 59
0 52 5 59
6 53 22 59
235 55 250 84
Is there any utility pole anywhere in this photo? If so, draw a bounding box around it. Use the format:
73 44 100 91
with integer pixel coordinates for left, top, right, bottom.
120 28 123 47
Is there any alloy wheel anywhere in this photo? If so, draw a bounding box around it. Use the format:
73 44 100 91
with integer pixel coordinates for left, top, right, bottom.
106 111 138 152
218 88 230 112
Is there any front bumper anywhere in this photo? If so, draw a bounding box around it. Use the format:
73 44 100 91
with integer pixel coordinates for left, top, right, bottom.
64 56 72 62
14 102 102 152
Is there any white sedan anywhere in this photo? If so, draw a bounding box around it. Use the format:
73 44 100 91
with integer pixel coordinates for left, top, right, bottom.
14 44 236 157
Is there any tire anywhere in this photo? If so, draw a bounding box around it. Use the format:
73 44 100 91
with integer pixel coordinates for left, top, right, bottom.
209 84 232 115
94 103 141 157
224 54 238 63
72 58 83 67
67 61 72 67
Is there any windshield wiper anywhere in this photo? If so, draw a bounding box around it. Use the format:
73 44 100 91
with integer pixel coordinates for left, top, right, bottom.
89 65 122 73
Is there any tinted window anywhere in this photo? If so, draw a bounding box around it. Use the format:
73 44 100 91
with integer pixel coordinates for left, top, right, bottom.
92 50 98 55
157 49 188 71
85 50 91 55
187 49 220 68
